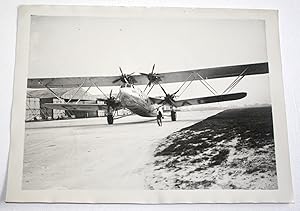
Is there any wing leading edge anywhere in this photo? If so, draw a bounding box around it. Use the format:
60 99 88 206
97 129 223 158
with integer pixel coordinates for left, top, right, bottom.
27 62 268 88
173 92 247 107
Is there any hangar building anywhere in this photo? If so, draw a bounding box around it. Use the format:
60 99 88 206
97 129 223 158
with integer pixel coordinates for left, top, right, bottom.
26 88 102 121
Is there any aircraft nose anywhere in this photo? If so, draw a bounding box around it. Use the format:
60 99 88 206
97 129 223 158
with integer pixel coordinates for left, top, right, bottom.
120 87 127 94
119 87 131 98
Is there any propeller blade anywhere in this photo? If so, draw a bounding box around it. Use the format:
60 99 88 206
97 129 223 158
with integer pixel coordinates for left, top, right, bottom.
157 99 165 105
112 78 120 83
97 98 107 101
109 89 113 98
152 64 155 74
119 67 123 75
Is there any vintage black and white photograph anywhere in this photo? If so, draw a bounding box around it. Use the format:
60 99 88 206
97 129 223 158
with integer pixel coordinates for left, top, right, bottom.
22 13 277 191
5 6 293 203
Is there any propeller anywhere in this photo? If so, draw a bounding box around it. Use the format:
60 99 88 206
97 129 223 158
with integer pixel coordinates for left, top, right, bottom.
140 64 162 89
158 83 180 107
112 67 137 84
97 89 120 109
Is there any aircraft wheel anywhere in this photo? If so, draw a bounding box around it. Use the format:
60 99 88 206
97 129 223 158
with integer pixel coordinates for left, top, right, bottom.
107 114 114 124
171 110 177 121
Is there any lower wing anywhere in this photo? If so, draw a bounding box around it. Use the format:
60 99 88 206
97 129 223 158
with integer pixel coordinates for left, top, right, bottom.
174 92 247 107
43 103 108 111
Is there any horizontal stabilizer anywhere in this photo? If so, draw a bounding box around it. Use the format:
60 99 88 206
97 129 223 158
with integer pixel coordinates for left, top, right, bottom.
174 92 247 107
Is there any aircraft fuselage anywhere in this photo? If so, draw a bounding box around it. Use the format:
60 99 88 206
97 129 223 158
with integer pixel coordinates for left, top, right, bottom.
119 85 158 117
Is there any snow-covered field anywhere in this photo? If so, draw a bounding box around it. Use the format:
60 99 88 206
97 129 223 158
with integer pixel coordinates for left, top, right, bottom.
22 110 221 190
146 107 277 190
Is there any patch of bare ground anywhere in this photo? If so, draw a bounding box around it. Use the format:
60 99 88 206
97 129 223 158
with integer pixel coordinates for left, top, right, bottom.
146 106 278 190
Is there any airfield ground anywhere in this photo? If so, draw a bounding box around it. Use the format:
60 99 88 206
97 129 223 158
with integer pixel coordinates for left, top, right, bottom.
23 109 221 190
147 106 277 190
23 107 277 190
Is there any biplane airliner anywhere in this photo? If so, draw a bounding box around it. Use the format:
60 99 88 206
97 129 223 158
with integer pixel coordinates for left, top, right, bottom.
27 62 268 124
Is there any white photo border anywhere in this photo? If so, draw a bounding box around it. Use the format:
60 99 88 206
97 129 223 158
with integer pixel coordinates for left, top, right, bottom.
6 5 293 203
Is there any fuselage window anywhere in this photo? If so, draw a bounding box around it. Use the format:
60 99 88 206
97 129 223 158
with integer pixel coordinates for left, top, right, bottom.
121 83 133 88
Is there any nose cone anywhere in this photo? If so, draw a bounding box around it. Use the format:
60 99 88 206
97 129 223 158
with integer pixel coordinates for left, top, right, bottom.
119 87 132 102
119 87 131 97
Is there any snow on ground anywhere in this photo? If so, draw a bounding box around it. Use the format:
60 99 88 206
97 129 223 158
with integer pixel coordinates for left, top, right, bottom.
146 107 278 190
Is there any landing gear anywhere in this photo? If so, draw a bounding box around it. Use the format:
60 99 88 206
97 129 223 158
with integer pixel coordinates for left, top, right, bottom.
107 114 114 124
171 110 177 121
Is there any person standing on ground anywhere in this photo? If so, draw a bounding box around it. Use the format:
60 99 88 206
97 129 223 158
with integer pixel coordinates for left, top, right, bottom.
156 107 164 126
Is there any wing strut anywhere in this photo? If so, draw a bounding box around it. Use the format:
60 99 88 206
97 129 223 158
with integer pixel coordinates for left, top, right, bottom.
146 84 155 95
194 72 218 95
155 65 251 107
38 81 74 116
66 79 87 103
37 80 65 103
174 73 196 96
222 67 248 94
177 79 194 97
75 84 92 104
43 84 65 103
156 71 219 106
172 71 219 97
90 79 108 99
175 71 219 97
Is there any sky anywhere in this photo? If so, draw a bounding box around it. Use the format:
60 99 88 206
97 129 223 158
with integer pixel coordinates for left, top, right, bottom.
29 15 271 106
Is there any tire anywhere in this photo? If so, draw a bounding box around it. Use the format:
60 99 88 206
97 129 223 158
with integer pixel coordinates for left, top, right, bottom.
107 114 114 124
171 110 177 121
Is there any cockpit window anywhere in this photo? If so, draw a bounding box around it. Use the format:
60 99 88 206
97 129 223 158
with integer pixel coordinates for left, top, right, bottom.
121 83 133 88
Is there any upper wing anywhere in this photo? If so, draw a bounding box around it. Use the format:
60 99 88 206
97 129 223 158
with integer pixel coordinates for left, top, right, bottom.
27 62 268 88
43 103 108 111
174 92 247 107
157 62 268 84
28 76 123 89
